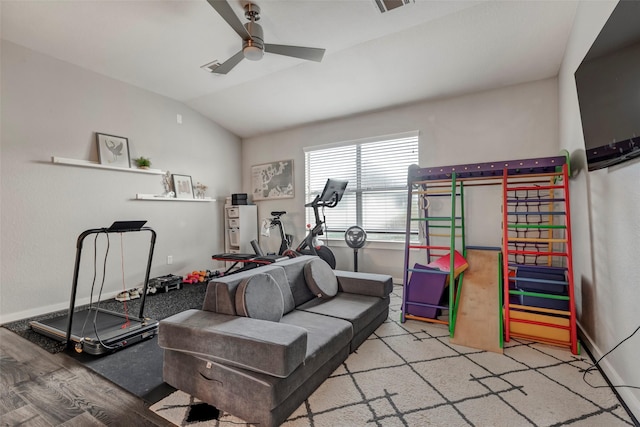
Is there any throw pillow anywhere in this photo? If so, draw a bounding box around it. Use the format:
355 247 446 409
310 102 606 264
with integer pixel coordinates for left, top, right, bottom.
235 273 284 322
304 257 338 299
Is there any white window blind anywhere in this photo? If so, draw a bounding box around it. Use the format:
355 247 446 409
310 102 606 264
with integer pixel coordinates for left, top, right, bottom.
304 132 419 242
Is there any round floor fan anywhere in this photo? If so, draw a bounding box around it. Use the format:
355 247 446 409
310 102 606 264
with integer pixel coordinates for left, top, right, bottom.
344 226 367 272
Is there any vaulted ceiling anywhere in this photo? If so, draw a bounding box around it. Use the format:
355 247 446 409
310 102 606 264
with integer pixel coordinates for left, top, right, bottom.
1 0 578 138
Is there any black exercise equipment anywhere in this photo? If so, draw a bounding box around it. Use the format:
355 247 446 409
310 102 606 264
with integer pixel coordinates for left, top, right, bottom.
268 178 347 269
30 221 159 355
211 252 287 275
212 179 348 273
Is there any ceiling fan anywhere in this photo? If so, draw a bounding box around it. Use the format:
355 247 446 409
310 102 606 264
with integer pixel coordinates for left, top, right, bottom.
205 0 326 74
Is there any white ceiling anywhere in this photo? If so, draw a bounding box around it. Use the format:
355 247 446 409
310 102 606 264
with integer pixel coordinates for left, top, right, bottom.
1 0 578 138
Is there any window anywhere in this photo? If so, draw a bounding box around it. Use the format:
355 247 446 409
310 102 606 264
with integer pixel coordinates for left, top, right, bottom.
304 131 419 242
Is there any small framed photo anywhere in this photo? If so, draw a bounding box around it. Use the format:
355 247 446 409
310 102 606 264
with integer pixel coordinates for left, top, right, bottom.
97 133 131 168
172 174 194 199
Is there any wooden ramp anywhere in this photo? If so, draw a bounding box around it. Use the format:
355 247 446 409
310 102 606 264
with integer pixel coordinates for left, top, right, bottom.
451 249 503 353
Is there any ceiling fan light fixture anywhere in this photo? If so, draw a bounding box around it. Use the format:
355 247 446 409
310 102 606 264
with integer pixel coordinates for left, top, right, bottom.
243 45 264 61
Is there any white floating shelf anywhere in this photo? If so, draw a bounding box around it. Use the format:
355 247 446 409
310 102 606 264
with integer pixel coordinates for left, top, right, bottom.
51 156 165 175
135 194 215 202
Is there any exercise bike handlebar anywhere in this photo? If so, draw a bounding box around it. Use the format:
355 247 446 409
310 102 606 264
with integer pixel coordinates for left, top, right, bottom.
304 194 340 209
304 193 338 225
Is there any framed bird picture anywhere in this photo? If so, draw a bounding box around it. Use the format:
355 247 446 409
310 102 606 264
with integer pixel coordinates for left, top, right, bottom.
96 133 131 168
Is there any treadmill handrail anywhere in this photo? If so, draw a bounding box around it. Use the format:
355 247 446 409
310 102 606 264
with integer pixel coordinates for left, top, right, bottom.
65 226 156 349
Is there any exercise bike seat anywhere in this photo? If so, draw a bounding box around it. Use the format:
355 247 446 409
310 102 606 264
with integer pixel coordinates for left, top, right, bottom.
271 211 287 217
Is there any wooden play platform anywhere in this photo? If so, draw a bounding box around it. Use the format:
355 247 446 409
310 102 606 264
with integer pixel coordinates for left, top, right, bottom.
450 249 502 353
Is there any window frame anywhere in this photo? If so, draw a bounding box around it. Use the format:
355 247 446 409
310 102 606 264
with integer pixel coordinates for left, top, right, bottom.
303 131 419 243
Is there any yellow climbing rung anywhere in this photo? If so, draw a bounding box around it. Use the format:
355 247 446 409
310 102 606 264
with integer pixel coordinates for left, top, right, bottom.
509 304 570 317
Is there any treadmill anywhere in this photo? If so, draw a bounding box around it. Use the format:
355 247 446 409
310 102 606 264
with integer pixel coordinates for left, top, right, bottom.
30 221 159 355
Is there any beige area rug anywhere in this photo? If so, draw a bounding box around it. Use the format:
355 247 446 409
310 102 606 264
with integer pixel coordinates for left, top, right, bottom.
150 288 634 426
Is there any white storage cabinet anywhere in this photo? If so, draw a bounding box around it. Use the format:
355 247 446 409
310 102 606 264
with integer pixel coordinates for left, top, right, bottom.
224 205 258 267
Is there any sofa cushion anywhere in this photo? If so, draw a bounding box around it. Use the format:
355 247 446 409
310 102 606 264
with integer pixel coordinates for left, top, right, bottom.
280 309 352 365
203 264 295 315
216 282 236 315
159 309 306 378
276 256 317 306
235 273 284 322
265 266 296 314
304 257 338 299
334 270 394 298
297 293 390 339
162 343 349 422
162 310 352 413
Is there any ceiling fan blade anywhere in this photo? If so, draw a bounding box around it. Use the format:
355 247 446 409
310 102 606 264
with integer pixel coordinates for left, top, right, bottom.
211 50 245 74
206 0 251 40
264 44 325 62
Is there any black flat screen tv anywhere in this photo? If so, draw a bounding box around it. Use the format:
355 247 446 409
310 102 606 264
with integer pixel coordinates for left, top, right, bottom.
574 0 640 171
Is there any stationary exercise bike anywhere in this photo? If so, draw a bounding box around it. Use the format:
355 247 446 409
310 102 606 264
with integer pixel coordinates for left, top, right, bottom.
264 179 348 269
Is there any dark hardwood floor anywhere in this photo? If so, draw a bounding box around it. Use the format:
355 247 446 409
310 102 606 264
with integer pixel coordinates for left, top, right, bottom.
0 328 173 426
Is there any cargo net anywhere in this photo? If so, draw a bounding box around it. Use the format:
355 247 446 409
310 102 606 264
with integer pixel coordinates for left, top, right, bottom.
507 185 563 267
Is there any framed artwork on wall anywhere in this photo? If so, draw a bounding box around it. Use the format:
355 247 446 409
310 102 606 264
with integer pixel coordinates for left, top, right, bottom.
251 160 294 200
96 133 131 168
172 174 194 199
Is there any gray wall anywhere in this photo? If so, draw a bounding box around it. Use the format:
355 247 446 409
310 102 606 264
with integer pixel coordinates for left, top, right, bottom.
241 78 559 280
558 0 640 417
0 41 241 322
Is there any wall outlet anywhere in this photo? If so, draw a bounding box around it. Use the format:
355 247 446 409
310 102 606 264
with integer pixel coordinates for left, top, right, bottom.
176 114 182 124
167 255 173 265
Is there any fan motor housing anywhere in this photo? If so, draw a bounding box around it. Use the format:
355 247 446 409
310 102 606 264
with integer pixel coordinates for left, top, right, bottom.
244 2 261 21
243 21 264 60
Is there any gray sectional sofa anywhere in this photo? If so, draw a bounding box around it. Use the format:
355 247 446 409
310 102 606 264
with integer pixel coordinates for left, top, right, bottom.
158 255 393 426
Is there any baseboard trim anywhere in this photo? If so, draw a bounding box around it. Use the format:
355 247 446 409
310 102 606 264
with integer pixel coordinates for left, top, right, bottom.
578 323 640 423
0 290 121 325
